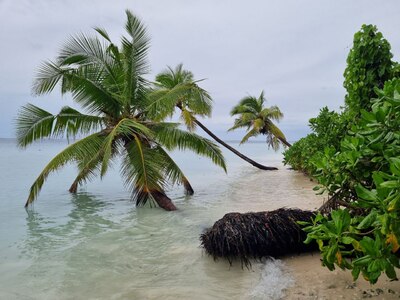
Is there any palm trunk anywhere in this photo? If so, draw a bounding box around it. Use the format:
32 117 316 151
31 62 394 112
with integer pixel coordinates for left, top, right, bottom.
278 137 292 148
183 177 194 195
151 190 177 211
69 182 78 193
193 119 278 171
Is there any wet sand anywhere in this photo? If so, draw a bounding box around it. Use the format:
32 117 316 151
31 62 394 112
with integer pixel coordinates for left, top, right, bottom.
284 253 400 299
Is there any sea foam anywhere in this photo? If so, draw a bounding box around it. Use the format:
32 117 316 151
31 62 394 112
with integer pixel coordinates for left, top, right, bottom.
250 259 294 300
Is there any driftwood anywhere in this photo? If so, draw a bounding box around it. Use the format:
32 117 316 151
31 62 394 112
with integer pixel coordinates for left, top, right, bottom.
200 208 317 267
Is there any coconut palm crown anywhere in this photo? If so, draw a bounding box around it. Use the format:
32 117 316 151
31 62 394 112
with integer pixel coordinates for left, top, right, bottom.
229 91 291 150
16 10 226 211
148 63 212 131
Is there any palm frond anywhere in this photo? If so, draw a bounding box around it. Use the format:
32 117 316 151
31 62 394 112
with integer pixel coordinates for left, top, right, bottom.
69 148 104 193
266 121 286 140
58 33 124 97
260 106 283 121
230 98 259 116
228 113 255 132
153 145 194 195
57 33 115 72
32 61 67 95
122 10 150 108
185 84 212 117
25 132 105 206
147 83 196 121
257 91 266 109
53 106 105 139
266 133 281 151
16 104 105 148
153 123 226 172
121 137 166 206
155 63 194 89
180 108 196 131
16 104 56 148
240 128 259 144
100 118 153 177
61 64 122 116
94 27 111 42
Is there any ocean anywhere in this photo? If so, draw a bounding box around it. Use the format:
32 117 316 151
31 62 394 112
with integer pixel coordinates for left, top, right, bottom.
0 139 319 299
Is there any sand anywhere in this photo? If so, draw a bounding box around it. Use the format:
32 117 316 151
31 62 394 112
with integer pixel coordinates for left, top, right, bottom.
284 253 400 299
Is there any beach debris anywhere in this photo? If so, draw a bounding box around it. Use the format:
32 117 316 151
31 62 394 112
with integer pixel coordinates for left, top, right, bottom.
200 208 317 267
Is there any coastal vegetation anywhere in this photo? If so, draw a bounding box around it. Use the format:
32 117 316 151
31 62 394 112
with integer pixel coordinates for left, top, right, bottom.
229 91 291 150
16 10 227 211
284 25 400 283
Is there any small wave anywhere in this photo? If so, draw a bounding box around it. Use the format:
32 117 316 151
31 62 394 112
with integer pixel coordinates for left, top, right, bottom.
250 259 294 300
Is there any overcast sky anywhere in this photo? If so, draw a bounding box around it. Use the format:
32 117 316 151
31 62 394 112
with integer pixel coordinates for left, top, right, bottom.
0 0 399 141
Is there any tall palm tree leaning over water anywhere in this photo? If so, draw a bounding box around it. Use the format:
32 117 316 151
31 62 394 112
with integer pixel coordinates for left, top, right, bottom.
16 10 227 211
229 91 291 150
149 64 278 171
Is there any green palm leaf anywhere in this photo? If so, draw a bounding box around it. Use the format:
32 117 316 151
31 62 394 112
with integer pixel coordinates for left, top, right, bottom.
153 146 194 195
122 10 150 108
147 83 197 121
53 106 105 138
69 149 104 193
16 104 105 147
240 128 259 144
121 137 166 206
25 132 105 206
153 123 226 171
16 104 56 148
100 118 153 177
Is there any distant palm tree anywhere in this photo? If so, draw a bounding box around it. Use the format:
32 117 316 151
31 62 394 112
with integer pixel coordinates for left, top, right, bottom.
16 10 226 211
148 64 277 171
229 91 291 150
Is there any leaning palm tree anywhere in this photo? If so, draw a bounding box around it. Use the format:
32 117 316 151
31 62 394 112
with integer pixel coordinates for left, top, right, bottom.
16 10 226 211
148 64 277 171
229 91 291 150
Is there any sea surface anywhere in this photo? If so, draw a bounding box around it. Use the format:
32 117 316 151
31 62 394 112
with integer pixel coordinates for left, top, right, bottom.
0 139 320 300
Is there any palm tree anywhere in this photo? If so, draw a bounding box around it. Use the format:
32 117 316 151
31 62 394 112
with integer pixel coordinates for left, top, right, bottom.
229 91 291 150
16 10 226 211
148 64 277 171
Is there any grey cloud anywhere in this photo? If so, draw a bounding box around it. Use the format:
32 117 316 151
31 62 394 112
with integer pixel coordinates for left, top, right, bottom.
0 0 399 139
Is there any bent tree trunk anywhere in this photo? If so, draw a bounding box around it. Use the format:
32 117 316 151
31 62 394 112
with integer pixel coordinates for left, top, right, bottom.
193 119 278 171
278 137 292 148
183 177 194 195
151 190 177 211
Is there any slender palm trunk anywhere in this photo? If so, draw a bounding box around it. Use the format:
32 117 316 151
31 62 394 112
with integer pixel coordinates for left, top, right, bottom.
278 137 292 148
151 190 177 211
193 119 278 171
183 177 194 195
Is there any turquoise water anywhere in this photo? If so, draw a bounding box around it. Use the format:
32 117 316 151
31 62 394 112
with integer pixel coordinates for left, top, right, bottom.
0 139 314 299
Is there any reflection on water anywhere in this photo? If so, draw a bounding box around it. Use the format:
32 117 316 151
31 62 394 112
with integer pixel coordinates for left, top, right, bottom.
23 193 117 257
0 141 321 299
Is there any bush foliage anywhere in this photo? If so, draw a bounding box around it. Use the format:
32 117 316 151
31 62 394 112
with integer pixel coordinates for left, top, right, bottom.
283 25 400 283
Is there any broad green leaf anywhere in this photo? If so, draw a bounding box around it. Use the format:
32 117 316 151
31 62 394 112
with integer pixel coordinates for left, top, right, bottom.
355 185 378 201
357 210 377 230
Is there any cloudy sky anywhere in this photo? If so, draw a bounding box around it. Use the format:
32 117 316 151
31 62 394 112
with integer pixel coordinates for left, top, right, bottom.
0 0 399 140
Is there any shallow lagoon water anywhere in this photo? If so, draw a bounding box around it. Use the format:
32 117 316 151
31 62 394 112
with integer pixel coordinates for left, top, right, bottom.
0 139 319 299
